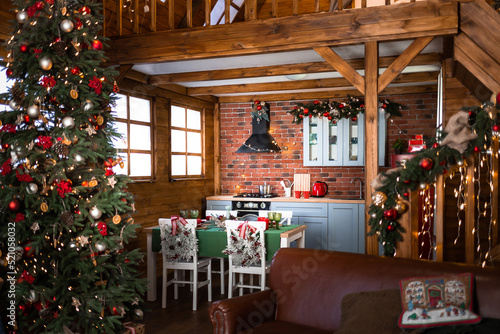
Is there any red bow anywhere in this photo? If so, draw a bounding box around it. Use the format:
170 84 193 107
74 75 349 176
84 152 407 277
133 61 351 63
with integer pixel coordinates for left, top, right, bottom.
170 215 188 235
237 222 257 239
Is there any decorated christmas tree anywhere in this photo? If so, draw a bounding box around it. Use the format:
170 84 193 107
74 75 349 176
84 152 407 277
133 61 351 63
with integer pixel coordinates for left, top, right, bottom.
0 0 146 333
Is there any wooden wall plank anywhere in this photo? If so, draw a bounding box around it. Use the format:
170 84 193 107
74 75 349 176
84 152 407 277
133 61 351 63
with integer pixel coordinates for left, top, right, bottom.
293 0 298 15
378 36 434 93
107 2 458 64
314 46 366 95
272 0 278 17
364 41 379 256
454 34 500 84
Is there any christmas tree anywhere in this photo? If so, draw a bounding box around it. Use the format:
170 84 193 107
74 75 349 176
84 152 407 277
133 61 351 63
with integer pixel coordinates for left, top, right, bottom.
0 0 146 333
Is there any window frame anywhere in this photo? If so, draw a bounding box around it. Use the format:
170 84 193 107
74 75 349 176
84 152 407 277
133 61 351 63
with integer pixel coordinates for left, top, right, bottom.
170 103 205 180
113 91 156 182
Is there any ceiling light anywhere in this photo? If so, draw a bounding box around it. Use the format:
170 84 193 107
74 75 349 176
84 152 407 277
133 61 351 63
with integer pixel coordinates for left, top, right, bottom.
285 74 307 80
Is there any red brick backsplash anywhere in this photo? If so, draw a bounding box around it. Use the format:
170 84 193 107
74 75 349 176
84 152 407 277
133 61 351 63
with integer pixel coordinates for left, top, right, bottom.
220 93 437 199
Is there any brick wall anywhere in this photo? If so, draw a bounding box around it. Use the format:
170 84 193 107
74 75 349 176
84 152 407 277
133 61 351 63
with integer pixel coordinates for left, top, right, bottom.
220 93 437 199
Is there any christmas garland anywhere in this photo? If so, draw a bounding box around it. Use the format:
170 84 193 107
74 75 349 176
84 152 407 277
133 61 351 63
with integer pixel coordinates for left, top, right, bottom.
210 214 237 229
160 222 198 262
287 96 402 124
369 97 500 257
223 228 265 267
251 100 270 122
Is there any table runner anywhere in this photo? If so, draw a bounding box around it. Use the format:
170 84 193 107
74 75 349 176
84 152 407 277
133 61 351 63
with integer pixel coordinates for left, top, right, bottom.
151 224 299 262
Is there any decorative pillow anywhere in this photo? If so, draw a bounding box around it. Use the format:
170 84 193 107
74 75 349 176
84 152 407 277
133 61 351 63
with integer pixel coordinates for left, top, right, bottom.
399 273 481 329
335 289 402 334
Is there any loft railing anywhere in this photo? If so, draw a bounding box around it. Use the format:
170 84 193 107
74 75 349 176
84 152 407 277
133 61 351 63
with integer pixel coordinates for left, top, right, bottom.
104 0 420 37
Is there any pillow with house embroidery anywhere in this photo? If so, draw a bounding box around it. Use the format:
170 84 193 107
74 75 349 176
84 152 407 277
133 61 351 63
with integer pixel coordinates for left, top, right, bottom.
399 273 480 329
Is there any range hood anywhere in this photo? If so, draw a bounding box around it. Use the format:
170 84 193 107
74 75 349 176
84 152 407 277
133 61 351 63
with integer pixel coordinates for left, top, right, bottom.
236 111 281 153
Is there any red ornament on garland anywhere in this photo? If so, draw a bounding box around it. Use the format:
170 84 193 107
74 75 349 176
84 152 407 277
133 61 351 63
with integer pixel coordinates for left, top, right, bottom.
493 124 499 132
79 6 91 15
24 115 30 123
404 192 410 198
432 142 439 148
8 199 21 212
20 44 29 53
351 116 357 122
419 157 433 171
6 68 13 77
382 103 387 108
387 223 395 231
383 208 397 220
71 66 80 75
256 105 262 111
34 1 44 10
91 40 103 51
474 146 480 153
496 92 500 105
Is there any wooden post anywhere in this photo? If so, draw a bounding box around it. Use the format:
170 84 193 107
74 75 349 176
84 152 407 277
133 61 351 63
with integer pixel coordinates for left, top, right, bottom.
293 0 298 15
435 174 445 261
116 0 123 36
396 191 419 258
365 41 379 256
272 0 278 17
492 121 499 249
225 0 230 24
214 103 221 195
169 0 175 30
133 0 139 34
465 156 475 264
187 0 193 27
315 0 320 12
205 0 211 26
151 0 157 32
338 0 343 11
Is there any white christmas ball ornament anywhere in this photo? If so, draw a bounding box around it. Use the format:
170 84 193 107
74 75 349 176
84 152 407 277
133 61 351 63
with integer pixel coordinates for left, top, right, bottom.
9 100 20 110
62 116 75 128
39 56 53 71
68 241 78 249
60 19 74 33
90 206 102 219
16 11 28 23
83 100 93 112
26 183 38 194
27 105 40 118
73 153 84 163
95 241 106 252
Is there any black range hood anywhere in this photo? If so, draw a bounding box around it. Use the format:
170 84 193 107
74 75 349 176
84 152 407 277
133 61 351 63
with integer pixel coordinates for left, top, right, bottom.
236 111 281 153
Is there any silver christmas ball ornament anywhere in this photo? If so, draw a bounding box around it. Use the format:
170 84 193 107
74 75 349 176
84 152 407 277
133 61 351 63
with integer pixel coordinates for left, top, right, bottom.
83 100 94 112
62 116 75 129
95 241 106 252
73 153 84 163
26 183 38 194
39 56 53 71
60 19 74 33
9 100 20 110
134 309 144 319
27 105 40 118
90 206 102 219
16 11 28 23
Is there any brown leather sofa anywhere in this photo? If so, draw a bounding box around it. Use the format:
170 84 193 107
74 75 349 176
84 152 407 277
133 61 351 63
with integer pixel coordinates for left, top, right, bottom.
209 248 500 334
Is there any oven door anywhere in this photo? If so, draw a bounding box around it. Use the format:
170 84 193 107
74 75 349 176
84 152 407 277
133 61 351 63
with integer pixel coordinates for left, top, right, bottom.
232 200 270 220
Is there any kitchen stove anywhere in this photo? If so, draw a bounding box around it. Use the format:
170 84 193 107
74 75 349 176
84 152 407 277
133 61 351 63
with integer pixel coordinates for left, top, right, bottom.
233 193 278 198
231 196 273 218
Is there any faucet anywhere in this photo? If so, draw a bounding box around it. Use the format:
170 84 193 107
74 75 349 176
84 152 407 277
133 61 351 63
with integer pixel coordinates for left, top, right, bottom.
351 177 363 199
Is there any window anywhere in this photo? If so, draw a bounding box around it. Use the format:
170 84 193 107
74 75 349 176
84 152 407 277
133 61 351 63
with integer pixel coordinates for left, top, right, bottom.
171 104 203 178
112 93 155 180
1 66 13 107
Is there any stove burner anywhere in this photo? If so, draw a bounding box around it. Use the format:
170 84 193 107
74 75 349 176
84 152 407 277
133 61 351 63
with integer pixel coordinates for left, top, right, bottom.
234 193 278 198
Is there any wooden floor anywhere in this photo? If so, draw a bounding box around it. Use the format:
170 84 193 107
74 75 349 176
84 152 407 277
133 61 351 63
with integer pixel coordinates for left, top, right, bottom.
143 272 227 334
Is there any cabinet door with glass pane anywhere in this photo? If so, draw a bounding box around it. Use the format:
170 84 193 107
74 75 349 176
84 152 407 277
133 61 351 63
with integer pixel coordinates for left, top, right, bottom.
303 117 322 166
322 119 343 166
343 113 364 166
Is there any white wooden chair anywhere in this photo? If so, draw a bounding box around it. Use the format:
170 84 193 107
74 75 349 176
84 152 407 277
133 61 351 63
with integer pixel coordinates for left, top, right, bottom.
258 210 293 225
159 218 212 311
225 220 270 298
205 209 236 295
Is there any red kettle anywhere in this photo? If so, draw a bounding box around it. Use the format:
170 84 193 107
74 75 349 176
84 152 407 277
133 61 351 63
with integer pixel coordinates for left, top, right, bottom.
311 181 328 197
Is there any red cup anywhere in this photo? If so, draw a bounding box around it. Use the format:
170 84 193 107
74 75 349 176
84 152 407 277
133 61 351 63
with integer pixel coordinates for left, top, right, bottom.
303 191 310 199
294 191 301 198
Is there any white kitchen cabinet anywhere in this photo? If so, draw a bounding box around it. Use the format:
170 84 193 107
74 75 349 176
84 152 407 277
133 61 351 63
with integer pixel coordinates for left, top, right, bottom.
303 110 386 166
327 203 365 254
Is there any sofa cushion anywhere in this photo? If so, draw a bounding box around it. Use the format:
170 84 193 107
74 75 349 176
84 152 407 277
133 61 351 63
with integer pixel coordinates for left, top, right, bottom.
420 318 500 333
334 289 402 334
239 320 331 334
399 273 481 329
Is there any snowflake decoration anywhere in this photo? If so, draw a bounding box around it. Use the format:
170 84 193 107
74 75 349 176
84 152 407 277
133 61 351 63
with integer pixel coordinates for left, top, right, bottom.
223 229 265 267
107 176 117 188
160 222 198 262
30 222 40 233
78 236 89 247
85 125 96 136
71 297 81 311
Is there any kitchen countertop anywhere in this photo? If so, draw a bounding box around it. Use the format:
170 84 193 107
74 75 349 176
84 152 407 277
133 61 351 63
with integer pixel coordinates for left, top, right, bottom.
207 195 364 204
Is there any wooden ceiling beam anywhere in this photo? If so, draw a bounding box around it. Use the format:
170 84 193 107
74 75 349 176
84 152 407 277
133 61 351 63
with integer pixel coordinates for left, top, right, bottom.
186 71 438 96
314 46 365 94
107 1 457 64
378 36 434 93
217 84 437 103
115 64 134 84
148 53 441 84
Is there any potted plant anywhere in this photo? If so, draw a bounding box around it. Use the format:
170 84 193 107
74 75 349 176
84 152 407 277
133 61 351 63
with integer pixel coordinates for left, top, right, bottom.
393 138 406 154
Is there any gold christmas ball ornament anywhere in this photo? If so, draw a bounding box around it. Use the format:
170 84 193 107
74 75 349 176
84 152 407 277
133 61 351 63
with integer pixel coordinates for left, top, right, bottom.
394 201 407 214
371 191 387 207
60 19 74 33
39 56 53 71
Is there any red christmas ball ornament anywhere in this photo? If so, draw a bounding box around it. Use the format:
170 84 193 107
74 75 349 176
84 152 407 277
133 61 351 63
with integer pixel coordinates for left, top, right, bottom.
24 245 34 257
104 158 114 167
419 157 433 171
53 37 61 43
387 223 395 231
474 146 480 153
6 68 13 77
256 105 262 111
8 199 21 212
332 120 336 124
24 115 30 123
404 180 411 184
91 40 103 51
309 114 313 118
303 108 309 114
493 124 499 132
254 100 260 105
432 142 439 148
323 112 329 117
34 1 44 10
71 66 80 75
383 208 397 220
404 192 410 198
299 115 304 119
20 44 29 53
3 143 9 149
339 103 344 109
382 103 387 108
79 6 91 15
351 116 357 122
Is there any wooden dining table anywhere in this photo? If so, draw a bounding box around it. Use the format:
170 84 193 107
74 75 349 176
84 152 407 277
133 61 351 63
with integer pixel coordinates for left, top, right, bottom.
145 223 307 301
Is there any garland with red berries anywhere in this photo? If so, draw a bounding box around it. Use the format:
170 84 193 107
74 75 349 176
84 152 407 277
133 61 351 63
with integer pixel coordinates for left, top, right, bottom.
287 96 403 124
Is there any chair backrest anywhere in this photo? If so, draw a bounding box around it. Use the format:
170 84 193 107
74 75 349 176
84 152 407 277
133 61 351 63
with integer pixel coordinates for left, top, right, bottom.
258 210 293 225
206 210 237 219
158 218 198 262
225 220 266 268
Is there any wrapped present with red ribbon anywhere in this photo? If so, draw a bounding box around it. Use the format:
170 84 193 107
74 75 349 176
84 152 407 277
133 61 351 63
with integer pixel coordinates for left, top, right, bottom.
257 217 270 230
408 134 426 153
123 322 145 334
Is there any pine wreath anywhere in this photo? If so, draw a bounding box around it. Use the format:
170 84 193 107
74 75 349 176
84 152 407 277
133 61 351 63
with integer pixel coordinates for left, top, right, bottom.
160 222 198 262
223 228 265 267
